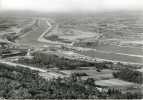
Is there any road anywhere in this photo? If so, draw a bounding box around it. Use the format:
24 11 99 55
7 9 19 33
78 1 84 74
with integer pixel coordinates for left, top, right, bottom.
38 18 71 46
0 60 47 72
0 59 68 79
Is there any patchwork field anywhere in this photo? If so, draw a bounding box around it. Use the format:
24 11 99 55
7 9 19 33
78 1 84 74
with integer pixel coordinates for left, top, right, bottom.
95 78 139 88
60 69 114 80
44 12 143 64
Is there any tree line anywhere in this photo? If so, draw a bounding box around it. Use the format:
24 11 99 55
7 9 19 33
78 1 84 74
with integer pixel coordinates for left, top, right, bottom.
17 52 101 70
113 68 143 84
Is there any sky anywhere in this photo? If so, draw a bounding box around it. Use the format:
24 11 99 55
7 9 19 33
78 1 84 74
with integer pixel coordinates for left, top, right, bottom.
1 0 143 12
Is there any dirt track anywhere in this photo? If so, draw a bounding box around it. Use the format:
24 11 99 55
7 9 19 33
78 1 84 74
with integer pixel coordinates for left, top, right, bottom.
0 60 47 72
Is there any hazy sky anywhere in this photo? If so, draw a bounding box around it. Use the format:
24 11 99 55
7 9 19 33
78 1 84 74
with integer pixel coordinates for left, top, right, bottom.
1 0 143 12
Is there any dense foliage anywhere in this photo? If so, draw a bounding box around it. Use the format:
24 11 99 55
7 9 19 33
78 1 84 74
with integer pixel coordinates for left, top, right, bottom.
113 68 143 84
17 52 98 69
0 63 142 99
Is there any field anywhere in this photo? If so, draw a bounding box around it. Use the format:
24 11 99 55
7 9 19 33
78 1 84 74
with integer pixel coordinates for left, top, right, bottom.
60 69 114 80
75 49 143 64
95 78 138 88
